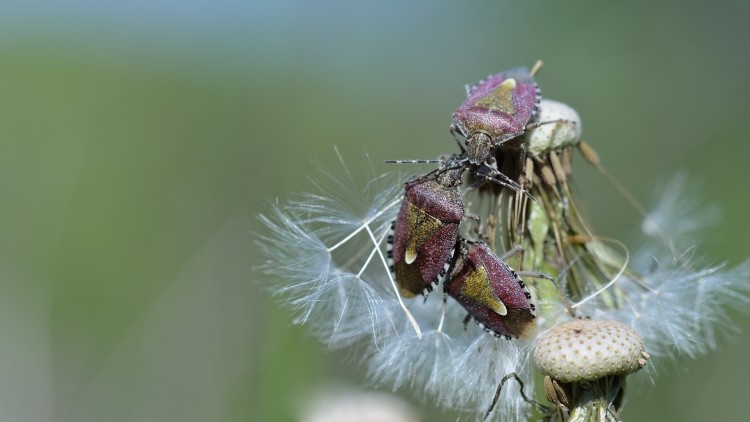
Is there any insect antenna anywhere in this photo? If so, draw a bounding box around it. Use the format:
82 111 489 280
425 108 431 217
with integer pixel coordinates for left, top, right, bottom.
384 159 443 164
464 166 533 200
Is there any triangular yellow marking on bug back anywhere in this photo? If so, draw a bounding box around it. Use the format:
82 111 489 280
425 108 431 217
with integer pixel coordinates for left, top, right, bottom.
404 203 442 265
500 77 516 91
405 247 418 264
476 78 517 115
461 266 507 316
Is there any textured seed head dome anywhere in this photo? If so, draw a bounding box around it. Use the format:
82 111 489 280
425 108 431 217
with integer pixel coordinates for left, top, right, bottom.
525 99 582 158
533 319 649 383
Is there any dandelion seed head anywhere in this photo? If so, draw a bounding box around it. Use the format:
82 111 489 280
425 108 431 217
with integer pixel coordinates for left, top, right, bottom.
533 319 648 383
259 139 750 421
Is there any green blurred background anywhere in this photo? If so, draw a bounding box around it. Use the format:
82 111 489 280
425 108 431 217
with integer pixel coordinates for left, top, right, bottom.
1 1 749 421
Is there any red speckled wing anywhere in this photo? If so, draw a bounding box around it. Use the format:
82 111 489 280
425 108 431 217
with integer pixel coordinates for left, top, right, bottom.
453 67 539 141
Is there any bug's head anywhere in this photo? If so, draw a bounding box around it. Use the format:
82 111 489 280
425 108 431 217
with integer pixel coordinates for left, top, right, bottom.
465 132 493 166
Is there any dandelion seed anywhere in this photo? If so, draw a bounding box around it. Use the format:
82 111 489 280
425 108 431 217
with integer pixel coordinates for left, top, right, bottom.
450 335 533 421
571 237 630 309
609 253 750 361
642 173 721 241
258 206 397 347
367 327 457 399
256 151 416 348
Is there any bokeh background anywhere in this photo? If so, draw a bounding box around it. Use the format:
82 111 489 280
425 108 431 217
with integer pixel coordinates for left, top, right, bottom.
2 1 749 421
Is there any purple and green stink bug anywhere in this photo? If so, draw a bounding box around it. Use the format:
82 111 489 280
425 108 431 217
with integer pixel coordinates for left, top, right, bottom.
387 158 464 298
446 242 535 339
451 65 542 167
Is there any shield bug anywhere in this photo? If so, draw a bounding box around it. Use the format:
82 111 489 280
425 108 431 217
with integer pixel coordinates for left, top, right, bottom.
451 66 542 167
388 158 464 298
446 242 535 339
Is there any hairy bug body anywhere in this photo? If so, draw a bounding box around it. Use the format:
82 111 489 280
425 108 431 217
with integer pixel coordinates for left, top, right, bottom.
447 242 535 339
388 160 464 298
451 67 541 166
